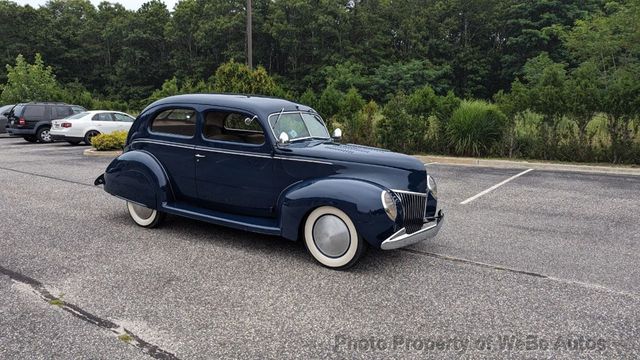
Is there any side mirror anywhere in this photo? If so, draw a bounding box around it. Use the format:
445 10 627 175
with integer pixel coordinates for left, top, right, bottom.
278 132 290 145
332 128 342 141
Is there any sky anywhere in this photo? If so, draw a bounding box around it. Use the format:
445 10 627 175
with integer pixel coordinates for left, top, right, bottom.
13 0 179 11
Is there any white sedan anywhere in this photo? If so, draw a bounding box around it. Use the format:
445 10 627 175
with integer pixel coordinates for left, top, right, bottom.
50 111 135 145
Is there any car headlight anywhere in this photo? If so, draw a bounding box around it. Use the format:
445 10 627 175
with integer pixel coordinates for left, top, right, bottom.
427 175 437 198
381 190 397 221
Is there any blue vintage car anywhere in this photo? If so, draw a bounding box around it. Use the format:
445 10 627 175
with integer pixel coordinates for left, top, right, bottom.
95 94 444 269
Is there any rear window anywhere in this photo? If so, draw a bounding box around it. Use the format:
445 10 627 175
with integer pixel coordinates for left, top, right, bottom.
71 106 85 114
150 109 196 137
23 105 45 118
11 105 24 116
66 112 88 119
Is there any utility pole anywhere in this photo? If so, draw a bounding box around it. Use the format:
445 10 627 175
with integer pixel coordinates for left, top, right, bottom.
246 0 253 69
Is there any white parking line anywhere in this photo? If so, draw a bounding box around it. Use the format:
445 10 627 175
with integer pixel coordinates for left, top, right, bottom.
460 169 534 205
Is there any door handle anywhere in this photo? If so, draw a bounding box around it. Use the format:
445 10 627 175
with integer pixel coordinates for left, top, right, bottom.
195 154 206 158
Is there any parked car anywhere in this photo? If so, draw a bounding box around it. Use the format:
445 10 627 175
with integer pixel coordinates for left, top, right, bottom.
50 111 136 145
95 94 444 269
0 104 15 134
4 102 86 142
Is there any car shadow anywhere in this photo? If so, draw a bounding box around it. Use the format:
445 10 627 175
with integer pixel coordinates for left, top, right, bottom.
105 210 417 272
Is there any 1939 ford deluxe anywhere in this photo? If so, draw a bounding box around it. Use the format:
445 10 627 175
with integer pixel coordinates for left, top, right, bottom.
95 94 444 269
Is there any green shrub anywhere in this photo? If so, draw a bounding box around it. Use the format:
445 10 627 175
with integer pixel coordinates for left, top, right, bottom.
91 131 128 151
446 100 507 157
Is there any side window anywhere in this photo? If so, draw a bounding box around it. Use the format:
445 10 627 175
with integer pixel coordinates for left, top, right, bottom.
150 108 196 137
203 111 264 145
114 113 134 122
71 106 85 114
92 113 114 121
54 106 70 118
23 105 45 118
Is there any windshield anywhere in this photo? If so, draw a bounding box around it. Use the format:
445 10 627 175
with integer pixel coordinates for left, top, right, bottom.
268 112 330 141
65 112 88 119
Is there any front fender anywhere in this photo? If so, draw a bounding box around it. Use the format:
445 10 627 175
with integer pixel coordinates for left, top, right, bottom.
279 178 397 248
101 150 172 209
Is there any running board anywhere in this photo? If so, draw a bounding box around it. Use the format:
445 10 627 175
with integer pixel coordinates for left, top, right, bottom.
161 202 281 236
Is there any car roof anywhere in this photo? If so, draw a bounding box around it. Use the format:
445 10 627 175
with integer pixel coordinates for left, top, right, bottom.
143 94 313 118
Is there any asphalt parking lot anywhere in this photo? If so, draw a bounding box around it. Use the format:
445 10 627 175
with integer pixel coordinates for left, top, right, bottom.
1 137 639 359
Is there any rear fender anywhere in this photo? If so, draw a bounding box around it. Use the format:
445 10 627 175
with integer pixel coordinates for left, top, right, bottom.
101 150 172 209
278 178 397 248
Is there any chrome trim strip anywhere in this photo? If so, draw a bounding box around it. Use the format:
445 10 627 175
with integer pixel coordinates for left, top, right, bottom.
194 146 272 159
273 156 333 165
131 138 194 150
132 138 333 164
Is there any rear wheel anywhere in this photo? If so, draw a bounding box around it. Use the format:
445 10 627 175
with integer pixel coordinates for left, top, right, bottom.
36 127 52 143
126 201 165 228
303 206 366 269
23 136 38 143
84 130 100 145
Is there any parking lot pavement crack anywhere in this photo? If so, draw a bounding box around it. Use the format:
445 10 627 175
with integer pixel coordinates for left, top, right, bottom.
0 265 180 360
0 166 96 188
400 248 640 299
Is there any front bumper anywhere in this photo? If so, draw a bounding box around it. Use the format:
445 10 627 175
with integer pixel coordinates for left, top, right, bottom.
380 210 444 250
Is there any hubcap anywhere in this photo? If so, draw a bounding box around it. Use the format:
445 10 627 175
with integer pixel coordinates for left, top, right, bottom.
131 203 154 220
41 129 50 142
312 214 350 258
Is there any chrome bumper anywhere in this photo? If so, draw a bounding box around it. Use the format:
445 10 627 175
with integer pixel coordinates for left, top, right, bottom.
380 210 444 250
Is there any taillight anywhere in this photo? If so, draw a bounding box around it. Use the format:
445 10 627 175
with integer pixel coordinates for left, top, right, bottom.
62 122 72 128
18 117 25 125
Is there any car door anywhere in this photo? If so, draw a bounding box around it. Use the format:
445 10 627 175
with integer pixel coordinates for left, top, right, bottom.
140 107 198 202
194 109 276 218
92 112 119 133
113 113 135 131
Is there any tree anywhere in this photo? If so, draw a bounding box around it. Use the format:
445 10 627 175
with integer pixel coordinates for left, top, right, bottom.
212 60 284 96
1 53 62 103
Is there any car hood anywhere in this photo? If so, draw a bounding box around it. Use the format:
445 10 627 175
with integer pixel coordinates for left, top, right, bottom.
281 141 425 172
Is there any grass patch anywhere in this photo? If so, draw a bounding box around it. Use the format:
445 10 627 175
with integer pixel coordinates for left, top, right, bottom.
48 298 64 307
118 333 134 343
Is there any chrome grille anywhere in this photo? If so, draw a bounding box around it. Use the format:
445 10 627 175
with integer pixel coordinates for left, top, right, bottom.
394 190 427 234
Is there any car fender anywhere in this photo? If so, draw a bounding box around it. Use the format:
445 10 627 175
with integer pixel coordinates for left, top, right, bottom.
34 120 52 132
84 125 100 135
278 178 397 248
102 150 173 209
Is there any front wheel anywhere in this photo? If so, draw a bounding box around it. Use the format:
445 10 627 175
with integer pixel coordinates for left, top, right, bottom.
303 206 366 269
126 201 165 228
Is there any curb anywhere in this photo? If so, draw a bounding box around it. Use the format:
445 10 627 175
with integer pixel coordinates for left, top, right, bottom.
83 148 122 157
415 155 640 176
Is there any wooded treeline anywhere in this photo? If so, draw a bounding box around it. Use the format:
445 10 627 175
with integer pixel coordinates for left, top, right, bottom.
1 0 639 163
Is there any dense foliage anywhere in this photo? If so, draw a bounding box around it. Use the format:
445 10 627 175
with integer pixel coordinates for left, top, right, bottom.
0 0 639 163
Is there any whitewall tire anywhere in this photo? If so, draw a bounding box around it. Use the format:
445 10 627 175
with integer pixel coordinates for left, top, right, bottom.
303 206 366 269
126 201 164 228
